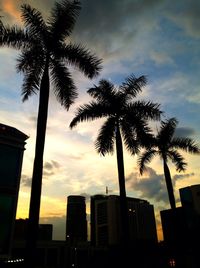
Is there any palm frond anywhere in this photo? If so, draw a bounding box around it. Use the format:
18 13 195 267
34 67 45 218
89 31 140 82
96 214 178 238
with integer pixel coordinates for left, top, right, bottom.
69 101 109 128
16 46 44 73
49 0 81 41
120 119 140 155
61 43 102 78
119 74 147 98
0 16 3 33
95 117 116 156
127 101 162 121
138 149 157 175
21 67 40 101
0 25 29 49
87 80 120 113
171 137 200 154
131 117 155 149
50 58 77 109
158 117 178 143
87 79 115 100
21 4 47 39
168 150 187 172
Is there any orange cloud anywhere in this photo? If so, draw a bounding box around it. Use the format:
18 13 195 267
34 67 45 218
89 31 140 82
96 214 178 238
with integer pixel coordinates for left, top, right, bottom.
2 0 21 23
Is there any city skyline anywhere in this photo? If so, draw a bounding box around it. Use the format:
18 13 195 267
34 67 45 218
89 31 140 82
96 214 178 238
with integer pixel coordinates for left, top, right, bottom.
0 0 200 241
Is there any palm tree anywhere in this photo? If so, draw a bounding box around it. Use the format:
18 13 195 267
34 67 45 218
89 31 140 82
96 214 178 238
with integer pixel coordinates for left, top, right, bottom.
70 75 161 245
0 0 101 265
138 117 200 210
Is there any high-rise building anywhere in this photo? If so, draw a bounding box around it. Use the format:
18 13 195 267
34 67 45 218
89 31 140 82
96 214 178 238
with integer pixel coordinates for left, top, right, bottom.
0 123 28 257
160 207 189 246
90 195 157 247
160 184 200 248
66 195 87 245
179 184 200 215
180 184 200 244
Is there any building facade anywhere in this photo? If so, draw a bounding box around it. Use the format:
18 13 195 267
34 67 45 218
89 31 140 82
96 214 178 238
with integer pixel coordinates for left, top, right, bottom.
179 184 200 215
90 195 157 247
0 123 28 257
66 195 87 245
161 184 200 247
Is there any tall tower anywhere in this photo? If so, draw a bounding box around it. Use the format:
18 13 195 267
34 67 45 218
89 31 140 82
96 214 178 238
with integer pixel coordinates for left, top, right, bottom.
179 184 200 215
0 123 28 257
90 195 157 247
180 184 200 243
66 195 87 245
90 195 108 246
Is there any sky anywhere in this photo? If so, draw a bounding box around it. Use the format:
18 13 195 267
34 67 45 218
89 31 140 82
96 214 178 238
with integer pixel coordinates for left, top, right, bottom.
0 0 200 241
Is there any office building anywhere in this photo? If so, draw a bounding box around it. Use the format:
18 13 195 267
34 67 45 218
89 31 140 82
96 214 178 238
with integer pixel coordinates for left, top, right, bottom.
0 123 28 257
161 184 200 248
179 184 200 215
14 219 53 241
90 195 157 246
66 195 87 245
180 184 200 243
160 207 190 246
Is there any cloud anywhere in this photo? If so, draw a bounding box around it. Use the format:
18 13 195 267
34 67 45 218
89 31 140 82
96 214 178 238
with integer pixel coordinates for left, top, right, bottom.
150 50 174 66
174 127 196 137
126 167 197 209
165 0 200 38
44 160 59 170
43 160 61 178
126 167 168 204
29 115 37 124
71 0 165 60
173 172 195 181
0 0 21 23
21 174 32 187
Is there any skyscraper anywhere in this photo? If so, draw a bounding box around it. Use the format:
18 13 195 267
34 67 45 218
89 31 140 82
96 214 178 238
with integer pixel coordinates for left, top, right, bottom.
66 195 87 245
90 195 157 247
180 184 200 244
161 184 200 248
0 123 28 257
179 184 200 215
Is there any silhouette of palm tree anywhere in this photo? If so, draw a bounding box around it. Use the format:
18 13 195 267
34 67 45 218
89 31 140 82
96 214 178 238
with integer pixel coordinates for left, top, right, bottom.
138 117 200 210
70 74 161 245
1 1 101 265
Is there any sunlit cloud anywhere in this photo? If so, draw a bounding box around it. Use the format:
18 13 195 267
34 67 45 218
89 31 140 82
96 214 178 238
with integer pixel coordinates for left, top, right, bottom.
1 1 21 22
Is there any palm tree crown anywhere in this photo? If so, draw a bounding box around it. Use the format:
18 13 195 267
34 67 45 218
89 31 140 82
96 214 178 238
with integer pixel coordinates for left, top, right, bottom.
70 74 161 245
138 117 200 209
70 75 161 155
1 1 102 266
0 0 101 106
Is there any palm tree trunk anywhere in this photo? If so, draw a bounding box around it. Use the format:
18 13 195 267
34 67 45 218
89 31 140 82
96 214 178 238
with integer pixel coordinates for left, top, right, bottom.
115 123 129 246
25 60 50 268
163 160 176 210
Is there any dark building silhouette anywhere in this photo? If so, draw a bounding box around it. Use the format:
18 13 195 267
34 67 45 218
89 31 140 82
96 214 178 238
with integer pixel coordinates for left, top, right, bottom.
90 194 157 247
180 184 200 214
179 184 200 244
160 207 189 246
90 195 107 246
14 219 53 241
161 184 200 246
160 185 200 268
0 123 28 257
66 195 87 245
